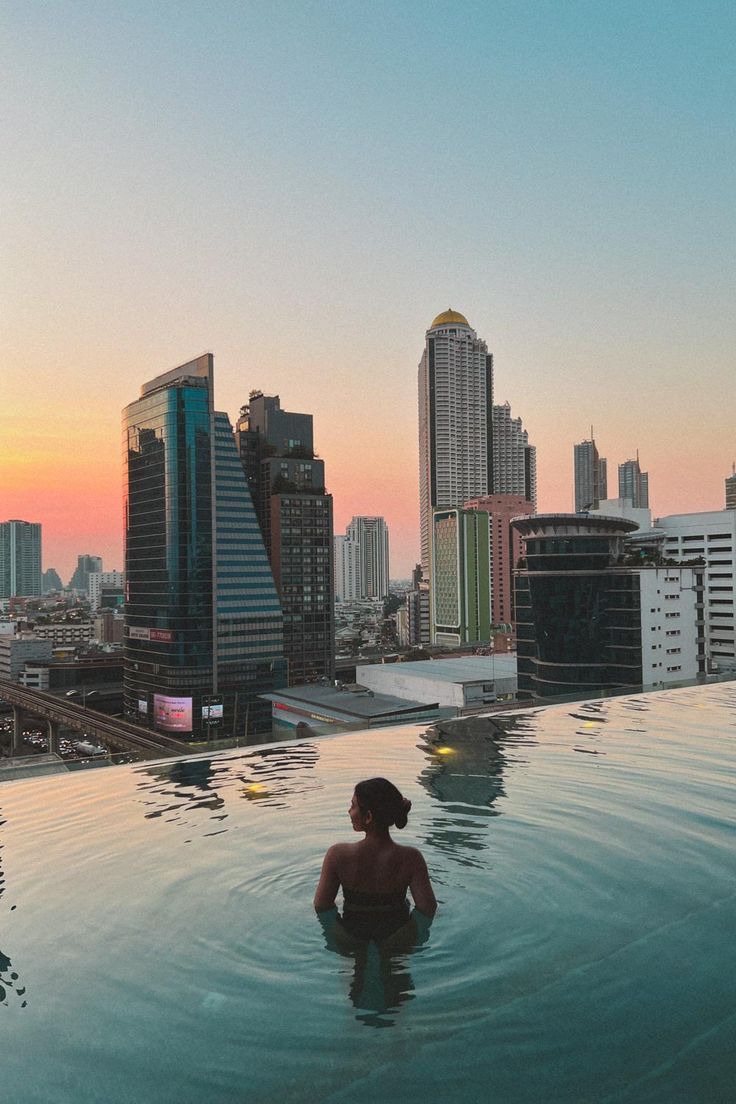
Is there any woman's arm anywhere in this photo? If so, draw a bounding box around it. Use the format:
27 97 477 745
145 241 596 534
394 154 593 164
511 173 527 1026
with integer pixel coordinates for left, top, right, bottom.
409 849 437 917
313 844 342 912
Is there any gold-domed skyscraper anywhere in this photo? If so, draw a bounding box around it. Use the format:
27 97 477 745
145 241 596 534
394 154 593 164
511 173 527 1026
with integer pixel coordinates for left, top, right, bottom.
417 310 494 628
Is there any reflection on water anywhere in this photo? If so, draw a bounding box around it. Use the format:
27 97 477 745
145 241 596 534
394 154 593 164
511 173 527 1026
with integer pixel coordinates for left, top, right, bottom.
136 742 320 834
0 810 26 1009
416 721 513 868
317 907 433 1028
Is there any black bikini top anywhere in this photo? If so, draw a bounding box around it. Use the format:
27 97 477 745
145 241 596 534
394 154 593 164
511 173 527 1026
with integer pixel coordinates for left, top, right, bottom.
342 887 408 913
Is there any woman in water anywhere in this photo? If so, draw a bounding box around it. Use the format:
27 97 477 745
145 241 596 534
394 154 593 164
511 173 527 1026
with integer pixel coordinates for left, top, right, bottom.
314 777 437 942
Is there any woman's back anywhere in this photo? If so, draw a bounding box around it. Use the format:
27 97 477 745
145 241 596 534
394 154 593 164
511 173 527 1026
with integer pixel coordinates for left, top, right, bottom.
314 778 437 922
334 838 419 897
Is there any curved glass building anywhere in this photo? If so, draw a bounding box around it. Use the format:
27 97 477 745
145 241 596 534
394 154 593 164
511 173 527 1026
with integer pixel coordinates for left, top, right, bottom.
512 514 644 698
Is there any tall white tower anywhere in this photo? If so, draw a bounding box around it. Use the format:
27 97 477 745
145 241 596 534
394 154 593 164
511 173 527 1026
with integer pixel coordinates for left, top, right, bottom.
345 516 390 599
418 310 493 575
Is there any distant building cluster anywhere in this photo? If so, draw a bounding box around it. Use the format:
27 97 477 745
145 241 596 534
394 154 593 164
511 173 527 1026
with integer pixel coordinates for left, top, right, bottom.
5 311 736 746
574 434 649 512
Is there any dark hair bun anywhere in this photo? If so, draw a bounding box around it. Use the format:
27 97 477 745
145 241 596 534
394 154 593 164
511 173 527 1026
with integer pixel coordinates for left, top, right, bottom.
395 796 411 830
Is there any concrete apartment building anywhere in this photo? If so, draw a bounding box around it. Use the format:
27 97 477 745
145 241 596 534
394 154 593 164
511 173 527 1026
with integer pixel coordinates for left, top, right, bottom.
654 509 736 672
334 535 361 601
0 635 53 681
88 571 125 610
345 516 390 599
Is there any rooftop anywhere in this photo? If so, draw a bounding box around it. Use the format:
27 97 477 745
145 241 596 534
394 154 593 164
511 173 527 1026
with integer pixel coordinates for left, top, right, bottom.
357 655 517 683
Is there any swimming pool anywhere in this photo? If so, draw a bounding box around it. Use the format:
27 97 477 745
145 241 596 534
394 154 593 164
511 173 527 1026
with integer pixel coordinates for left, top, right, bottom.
2 683 735 1103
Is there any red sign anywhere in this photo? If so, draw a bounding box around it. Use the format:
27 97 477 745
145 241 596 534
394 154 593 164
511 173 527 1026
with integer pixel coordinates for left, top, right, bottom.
150 629 173 642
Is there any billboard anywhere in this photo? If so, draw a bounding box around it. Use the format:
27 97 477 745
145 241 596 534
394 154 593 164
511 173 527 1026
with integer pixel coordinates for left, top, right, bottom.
137 699 148 715
153 694 193 732
202 695 224 727
128 627 173 642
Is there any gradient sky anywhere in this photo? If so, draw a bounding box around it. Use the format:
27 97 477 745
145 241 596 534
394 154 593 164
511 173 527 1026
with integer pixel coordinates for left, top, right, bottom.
2 1 734 580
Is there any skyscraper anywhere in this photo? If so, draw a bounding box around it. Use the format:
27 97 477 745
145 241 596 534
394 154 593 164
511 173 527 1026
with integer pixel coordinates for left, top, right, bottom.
334 535 360 601
236 392 334 685
418 310 493 576
345 516 390 599
123 355 286 738
574 436 607 511
69 554 103 594
726 467 736 510
491 402 537 509
0 520 42 598
618 456 649 508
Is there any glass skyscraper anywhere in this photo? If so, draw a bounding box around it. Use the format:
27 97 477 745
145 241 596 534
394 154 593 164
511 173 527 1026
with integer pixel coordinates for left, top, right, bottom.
0 520 42 598
123 355 286 739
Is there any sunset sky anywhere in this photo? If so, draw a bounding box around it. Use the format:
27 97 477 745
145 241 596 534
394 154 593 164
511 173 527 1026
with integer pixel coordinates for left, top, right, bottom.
2 2 734 580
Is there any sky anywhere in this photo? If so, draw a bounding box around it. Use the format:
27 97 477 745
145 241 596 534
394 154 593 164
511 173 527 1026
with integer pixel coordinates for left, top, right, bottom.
2 1 734 580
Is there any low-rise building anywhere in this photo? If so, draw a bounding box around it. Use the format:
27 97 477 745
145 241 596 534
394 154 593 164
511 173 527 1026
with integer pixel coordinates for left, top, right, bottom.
0 635 53 681
27 621 95 647
355 655 517 714
261 682 446 735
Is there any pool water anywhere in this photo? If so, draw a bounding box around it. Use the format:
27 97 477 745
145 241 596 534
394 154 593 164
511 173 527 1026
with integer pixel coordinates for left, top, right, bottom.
2 683 735 1103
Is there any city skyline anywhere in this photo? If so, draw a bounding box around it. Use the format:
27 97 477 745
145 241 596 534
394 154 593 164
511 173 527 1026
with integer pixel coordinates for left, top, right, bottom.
3 4 735 577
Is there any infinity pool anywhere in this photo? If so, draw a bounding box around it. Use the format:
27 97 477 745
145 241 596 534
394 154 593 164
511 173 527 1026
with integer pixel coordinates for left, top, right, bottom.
2 683 736 1103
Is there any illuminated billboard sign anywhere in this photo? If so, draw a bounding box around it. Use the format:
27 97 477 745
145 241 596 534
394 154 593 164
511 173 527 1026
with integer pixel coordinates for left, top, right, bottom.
128 627 173 642
137 699 148 714
153 694 193 732
202 695 224 726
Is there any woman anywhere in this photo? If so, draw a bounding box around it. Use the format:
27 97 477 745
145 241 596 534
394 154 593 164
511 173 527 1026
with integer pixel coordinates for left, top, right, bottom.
314 777 437 941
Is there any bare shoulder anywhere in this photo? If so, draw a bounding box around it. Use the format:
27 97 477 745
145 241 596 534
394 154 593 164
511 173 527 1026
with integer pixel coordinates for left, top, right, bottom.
398 844 428 867
323 841 356 862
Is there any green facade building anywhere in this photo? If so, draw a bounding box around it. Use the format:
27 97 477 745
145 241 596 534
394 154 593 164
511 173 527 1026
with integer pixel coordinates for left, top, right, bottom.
431 507 491 645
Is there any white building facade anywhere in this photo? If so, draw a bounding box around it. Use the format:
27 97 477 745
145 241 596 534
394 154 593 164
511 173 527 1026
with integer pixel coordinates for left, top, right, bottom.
655 509 736 672
334 536 361 602
638 567 703 686
88 571 125 610
343 516 390 599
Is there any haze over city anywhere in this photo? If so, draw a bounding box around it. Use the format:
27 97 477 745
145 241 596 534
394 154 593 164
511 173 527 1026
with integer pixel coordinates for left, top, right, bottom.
3 2 734 578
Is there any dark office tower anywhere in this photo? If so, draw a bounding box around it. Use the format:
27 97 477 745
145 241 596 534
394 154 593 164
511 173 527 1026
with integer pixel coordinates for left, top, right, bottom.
42 568 63 594
236 393 335 685
0 520 42 598
618 456 649 508
123 356 286 739
69 554 103 594
726 467 736 510
574 436 607 511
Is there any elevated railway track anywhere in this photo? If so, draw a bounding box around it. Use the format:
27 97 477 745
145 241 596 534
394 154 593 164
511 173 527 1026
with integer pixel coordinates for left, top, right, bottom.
0 679 190 759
